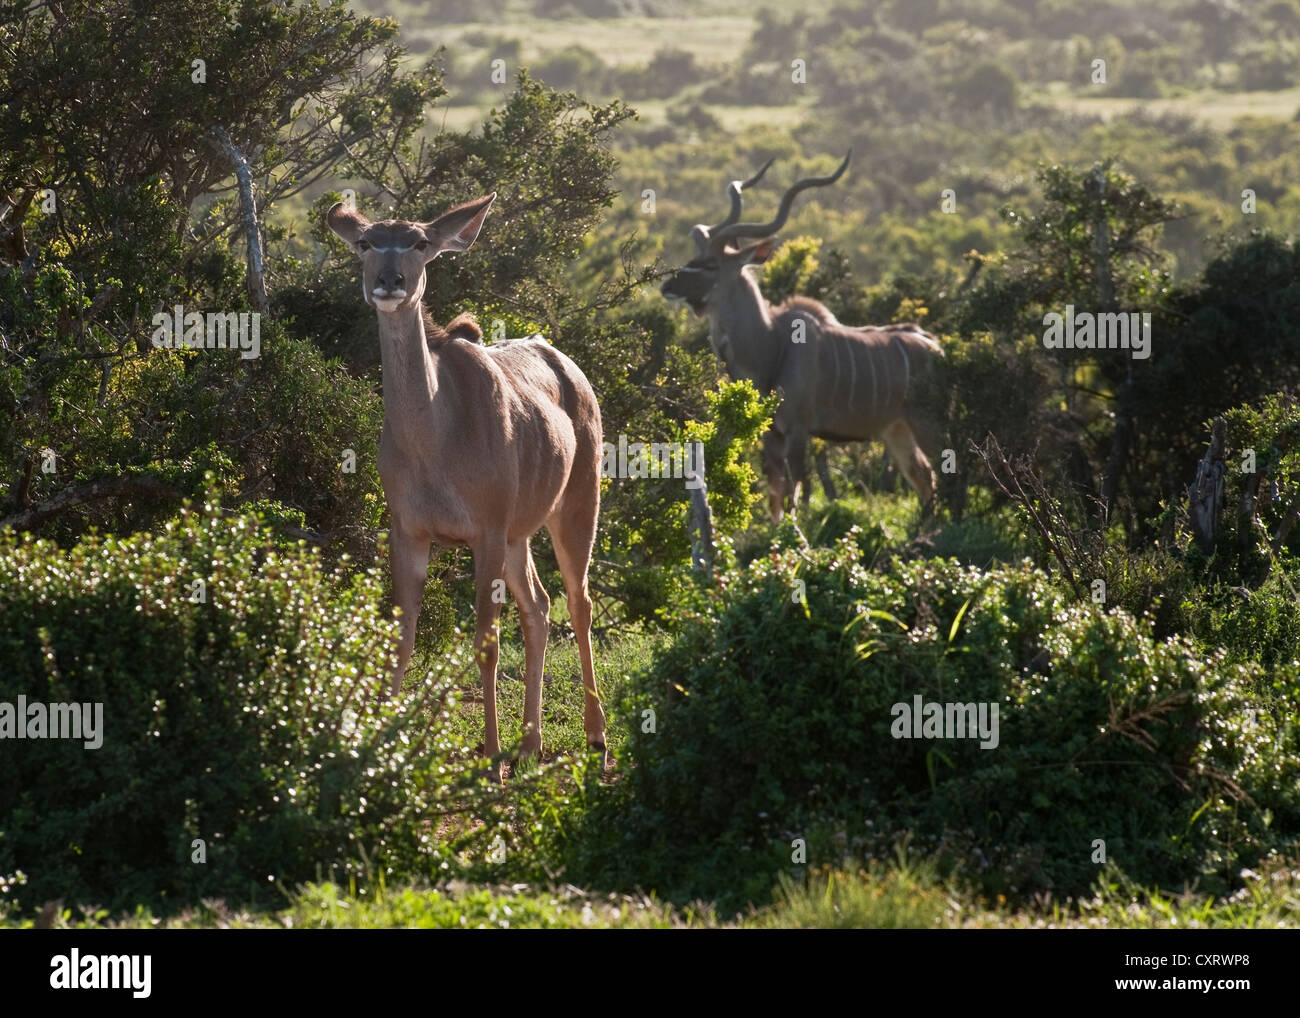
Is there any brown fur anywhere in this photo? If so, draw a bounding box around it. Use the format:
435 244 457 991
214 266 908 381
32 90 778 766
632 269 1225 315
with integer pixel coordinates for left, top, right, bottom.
661 155 942 519
327 195 607 781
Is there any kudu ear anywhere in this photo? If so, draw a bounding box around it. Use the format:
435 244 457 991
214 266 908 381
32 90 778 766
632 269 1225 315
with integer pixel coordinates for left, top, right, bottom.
422 192 496 256
326 202 371 246
689 224 711 256
741 237 779 264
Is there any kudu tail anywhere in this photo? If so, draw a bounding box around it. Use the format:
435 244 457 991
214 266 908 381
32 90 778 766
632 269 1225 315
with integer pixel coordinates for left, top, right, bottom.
886 325 944 476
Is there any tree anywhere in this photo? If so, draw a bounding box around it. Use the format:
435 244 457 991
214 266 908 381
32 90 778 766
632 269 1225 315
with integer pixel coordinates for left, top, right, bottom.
958 162 1178 531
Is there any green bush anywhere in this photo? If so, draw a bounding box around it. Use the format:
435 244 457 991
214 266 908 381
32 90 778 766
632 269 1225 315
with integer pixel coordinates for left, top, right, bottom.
570 536 1300 911
0 501 491 915
951 61 1019 114
1187 573 1300 670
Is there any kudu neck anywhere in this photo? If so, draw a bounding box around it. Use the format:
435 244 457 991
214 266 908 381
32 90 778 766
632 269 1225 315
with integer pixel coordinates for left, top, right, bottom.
375 303 439 446
710 269 778 390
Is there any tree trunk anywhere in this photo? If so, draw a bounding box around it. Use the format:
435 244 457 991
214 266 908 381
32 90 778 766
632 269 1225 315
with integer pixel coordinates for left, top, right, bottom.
1090 163 1132 529
209 127 269 313
1188 417 1225 552
686 441 715 582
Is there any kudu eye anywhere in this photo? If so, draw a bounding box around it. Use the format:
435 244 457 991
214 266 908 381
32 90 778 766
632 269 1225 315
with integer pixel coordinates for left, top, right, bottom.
415 239 429 252
357 239 370 252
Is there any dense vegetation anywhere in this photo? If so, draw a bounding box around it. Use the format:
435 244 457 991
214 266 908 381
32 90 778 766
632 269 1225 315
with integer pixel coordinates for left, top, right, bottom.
571 538 1299 910
2 0 1298 927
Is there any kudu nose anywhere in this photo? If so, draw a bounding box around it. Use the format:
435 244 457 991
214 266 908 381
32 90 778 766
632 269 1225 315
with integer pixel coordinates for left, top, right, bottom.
375 269 405 294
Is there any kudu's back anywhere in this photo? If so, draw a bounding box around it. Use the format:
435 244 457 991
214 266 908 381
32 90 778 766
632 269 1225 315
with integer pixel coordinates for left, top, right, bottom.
771 298 943 443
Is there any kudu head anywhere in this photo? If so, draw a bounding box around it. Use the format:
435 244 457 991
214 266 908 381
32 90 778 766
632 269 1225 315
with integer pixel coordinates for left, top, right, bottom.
326 193 496 314
659 158 772 315
659 152 851 316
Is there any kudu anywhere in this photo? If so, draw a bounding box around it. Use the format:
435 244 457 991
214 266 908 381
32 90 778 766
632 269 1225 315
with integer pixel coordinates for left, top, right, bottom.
326 194 607 781
660 153 943 520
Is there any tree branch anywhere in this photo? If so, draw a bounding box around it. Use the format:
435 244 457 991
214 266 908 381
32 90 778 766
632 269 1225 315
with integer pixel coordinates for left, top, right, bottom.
1 475 177 531
208 126 269 313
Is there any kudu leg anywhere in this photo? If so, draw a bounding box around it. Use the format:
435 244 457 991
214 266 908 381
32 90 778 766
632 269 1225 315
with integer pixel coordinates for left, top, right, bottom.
473 538 508 783
390 527 432 698
882 419 937 516
815 445 837 501
762 427 797 522
798 455 813 510
785 433 810 516
504 538 550 762
549 510 608 768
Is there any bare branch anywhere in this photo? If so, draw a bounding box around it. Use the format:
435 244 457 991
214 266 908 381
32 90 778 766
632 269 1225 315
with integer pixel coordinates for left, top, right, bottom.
208 127 269 313
1 475 176 531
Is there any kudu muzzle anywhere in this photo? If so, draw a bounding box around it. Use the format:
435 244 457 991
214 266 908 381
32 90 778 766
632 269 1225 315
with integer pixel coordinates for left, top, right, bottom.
660 267 715 314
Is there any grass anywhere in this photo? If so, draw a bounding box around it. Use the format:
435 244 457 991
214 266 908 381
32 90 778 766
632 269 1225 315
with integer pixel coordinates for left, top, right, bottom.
13 857 1298 929
353 0 773 68
423 99 811 136
432 15 757 68
730 447 1032 573
403 610 662 771
609 99 813 130
1036 85 1300 129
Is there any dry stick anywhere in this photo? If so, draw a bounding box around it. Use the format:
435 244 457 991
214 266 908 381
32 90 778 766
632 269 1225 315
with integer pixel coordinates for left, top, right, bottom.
1270 496 1300 554
0 474 176 531
686 442 715 582
975 434 1082 598
0 188 35 264
1188 417 1226 551
209 126 269 313
14 457 33 512
1251 515 1300 602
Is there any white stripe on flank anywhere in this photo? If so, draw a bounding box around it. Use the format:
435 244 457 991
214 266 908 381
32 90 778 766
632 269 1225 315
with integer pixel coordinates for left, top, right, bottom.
868 339 878 411
846 334 856 407
895 334 911 400
829 329 842 401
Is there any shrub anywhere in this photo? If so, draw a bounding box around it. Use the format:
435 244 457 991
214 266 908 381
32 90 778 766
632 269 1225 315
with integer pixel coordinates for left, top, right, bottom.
0 501 491 915
570 536 1300 911
951 61 1019 114
531 46 611 94
618 48 707 99
761 236 822 305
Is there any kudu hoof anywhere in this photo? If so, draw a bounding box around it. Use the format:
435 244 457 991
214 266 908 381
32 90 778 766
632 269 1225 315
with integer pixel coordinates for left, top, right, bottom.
588 741 609 770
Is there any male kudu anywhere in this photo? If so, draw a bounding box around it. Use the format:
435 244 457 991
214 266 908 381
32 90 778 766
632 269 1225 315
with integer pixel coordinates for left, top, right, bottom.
327 194 606 781
660 153 943 519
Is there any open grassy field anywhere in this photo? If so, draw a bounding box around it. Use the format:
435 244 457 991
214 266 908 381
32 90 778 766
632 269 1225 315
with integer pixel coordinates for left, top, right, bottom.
357 0 794 67
427 100 812 134
1037 85 1300 129
432 15 757 67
